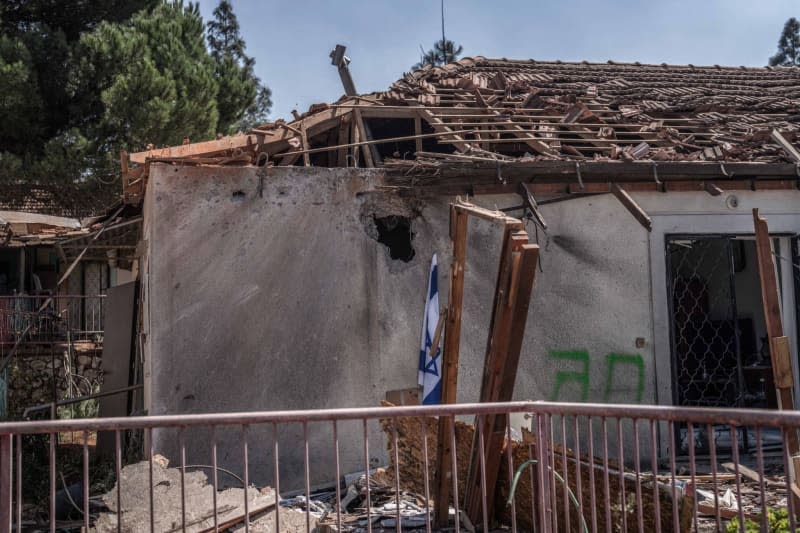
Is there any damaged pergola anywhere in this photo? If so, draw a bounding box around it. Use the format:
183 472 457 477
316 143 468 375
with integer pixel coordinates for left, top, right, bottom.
124 53 800 232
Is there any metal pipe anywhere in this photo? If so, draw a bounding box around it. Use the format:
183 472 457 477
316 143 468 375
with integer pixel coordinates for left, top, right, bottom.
9 401 800 434
23 384 144 418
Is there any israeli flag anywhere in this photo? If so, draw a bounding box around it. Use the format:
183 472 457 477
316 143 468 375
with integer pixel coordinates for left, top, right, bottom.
418 254 442 404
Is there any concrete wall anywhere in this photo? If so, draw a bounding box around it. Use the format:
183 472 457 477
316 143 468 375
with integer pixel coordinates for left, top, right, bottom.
142 164 800 488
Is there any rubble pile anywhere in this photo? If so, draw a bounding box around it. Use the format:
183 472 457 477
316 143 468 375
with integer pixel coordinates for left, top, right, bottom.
381 413 694 532
93 455 275 533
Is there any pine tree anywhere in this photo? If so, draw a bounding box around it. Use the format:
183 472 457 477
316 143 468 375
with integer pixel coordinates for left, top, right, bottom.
207 0 271 133
239 85 273 132
0 0 157 186
413 39 463 69
75 1 219 152
0 32 44 153
769 17 800 66
0 0 271 193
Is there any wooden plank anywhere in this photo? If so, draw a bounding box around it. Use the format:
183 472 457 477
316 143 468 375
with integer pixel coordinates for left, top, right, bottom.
336 115 350 167
414 115 423 153
771 129 800 162
697 503 758 521
300 124 311 167
463 225 518 526
610 183 653 231
489 110 556 156
464 230 538 525
353 108 375 168
271 128 473 158
453 201 525 229
772 336 794 389
433 206 469 528
130 106 355 164
412 103 472 153
752 208 800 471
129 135 259 164
721 462 783 488
197 502 277 533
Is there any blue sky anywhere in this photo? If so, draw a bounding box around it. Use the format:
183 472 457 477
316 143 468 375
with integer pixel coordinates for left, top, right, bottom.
196 0 798 121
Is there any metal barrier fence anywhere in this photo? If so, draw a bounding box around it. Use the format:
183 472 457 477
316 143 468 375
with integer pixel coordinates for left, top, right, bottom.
0 400 798 532
0 295 106 347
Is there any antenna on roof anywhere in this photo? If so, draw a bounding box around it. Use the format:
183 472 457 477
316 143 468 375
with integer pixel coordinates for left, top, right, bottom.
441 0 446 65
441 0 446 44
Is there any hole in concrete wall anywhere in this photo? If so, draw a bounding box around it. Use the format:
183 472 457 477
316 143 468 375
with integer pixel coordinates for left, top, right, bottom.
231 190 246 203
373 215 415 262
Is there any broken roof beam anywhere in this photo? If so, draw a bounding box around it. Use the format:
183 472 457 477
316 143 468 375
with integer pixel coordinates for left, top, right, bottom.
408 102 472 153
488 110 556 156
703 181 724 196
268 128 474 158
610 183 653 232
129 134 260 164
452 200 525 229
131 105 357 165
771 129 800 162
391 160 800 181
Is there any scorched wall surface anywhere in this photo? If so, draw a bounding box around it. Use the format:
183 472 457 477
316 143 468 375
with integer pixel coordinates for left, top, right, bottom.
142 164 658 488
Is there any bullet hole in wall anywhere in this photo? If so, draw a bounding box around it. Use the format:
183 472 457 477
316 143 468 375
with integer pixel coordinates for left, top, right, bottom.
373 215 415 262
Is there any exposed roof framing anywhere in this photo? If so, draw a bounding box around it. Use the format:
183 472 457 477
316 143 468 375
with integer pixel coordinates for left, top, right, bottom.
124 57 800 201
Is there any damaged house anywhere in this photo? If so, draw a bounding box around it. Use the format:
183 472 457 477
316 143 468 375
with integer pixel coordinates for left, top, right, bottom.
121 55 800 500
0 189 141 420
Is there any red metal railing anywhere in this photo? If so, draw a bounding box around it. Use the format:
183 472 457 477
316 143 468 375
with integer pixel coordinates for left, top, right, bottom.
0 400 798 532
0 295 106 347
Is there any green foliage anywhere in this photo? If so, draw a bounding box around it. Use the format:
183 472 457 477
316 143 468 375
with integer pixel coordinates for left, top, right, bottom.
413 38 463 70
207 0 271 133
726 507 798 533
769 18 800 67
75 1 220 150
238 85 273 132
0 32 43 151
0 0 270 195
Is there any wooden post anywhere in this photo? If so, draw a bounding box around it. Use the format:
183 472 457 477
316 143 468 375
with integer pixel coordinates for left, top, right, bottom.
352 108 375 168
300 124 311 167
414 114 423 154
464 229 540 525
753 209 800 486
433 206 468 528
336 116 350 167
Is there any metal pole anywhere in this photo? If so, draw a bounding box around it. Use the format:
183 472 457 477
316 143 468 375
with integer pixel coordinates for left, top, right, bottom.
0 434 10 533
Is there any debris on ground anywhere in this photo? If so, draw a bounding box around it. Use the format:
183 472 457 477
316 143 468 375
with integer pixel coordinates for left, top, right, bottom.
380 410 694 532
93 455 275 533
303 471 434 532
690 465 790 532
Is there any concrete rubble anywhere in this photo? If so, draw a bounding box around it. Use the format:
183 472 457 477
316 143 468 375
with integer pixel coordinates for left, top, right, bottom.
93 455 275 533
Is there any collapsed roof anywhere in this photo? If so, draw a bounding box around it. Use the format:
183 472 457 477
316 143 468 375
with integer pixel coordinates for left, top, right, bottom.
125 57 800 202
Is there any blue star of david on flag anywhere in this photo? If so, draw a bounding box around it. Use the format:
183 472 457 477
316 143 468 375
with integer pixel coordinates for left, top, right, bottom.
418 254 442 404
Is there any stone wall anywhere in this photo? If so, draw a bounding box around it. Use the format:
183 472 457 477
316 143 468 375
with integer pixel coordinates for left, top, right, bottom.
7 346 102 418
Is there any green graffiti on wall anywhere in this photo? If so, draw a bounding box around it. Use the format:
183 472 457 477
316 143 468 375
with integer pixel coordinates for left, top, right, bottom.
548 350 590 402
548 350 645 403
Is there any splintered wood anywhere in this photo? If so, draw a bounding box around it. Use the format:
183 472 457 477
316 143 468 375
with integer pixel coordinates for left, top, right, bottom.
380 411 693 532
